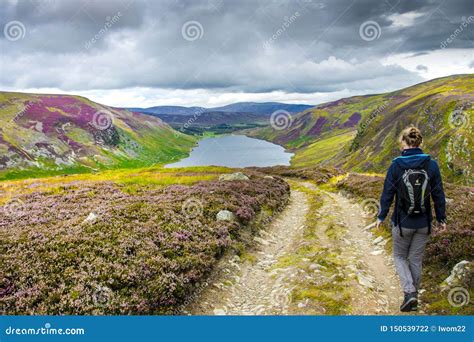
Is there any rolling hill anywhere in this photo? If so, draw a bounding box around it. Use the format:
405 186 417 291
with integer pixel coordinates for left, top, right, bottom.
127 102 314 116
0 92 196 180
248 75 474 184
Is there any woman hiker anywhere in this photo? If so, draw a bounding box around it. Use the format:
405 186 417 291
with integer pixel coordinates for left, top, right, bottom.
376 126 447 312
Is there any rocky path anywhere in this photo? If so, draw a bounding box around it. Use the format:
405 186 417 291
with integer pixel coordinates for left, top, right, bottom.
306 183 401 314
187 180 402 315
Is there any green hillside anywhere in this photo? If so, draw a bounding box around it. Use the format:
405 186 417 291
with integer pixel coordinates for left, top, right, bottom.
0 92 196 180
249 75 474 184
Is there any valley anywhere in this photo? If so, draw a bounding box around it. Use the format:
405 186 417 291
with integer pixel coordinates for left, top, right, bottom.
1 75 472 185
0 75 473 317
127 102 313 135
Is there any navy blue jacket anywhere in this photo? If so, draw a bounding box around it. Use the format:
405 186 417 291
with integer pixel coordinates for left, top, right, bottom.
378 148 447 229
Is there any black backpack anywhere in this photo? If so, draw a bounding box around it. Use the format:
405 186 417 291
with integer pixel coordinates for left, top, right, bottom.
398 159 431 216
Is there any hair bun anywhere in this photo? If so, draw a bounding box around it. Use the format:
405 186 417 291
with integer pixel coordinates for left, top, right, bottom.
400 126 423 147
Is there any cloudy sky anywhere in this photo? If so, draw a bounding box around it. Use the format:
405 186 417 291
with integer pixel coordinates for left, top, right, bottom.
1 0 473 107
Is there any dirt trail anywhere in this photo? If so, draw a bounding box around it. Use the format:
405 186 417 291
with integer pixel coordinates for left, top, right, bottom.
303 182 401 314
188 180 402 315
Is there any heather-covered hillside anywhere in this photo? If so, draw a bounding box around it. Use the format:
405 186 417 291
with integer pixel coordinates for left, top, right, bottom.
249 75 473 185
0 167 290 314
0 92 196 180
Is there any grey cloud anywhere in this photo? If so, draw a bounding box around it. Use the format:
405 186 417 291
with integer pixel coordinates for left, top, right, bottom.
416 64 428 72
0 0 473 94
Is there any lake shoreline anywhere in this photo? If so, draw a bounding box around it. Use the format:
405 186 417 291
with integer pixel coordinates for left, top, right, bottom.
165 134 294 168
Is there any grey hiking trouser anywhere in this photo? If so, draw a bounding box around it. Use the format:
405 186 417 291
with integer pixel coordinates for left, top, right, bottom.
391 226 429 294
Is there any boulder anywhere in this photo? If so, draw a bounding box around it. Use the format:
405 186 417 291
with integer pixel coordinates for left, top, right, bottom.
219 172 249 181
83 212 98 223
253 236 270 246
441 260 472 290
264 175 275 180
373 236 384 245
216 210 235 221
357 273 374 289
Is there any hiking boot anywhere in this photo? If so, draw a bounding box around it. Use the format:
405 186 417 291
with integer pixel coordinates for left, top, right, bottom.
400 292 417 312
411 290 420 311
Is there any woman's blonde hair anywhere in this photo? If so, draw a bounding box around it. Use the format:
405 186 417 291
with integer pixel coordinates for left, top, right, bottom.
400 126 423 147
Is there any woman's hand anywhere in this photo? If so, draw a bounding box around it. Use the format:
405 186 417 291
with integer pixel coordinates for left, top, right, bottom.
375 219 383 229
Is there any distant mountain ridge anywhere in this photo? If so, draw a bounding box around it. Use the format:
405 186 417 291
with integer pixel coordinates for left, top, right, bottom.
127 105 206 116
126 102 314 116
126 102 314 135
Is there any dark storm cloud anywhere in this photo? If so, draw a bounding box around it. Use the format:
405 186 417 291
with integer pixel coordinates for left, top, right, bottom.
1 0 145 53
1 0 473 93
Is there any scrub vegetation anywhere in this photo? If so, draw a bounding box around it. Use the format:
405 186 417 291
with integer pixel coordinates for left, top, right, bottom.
0 167 290 314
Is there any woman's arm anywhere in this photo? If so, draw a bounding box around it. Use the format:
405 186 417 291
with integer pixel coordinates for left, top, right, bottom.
377 162 397 223
430 160 447 225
